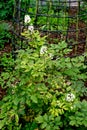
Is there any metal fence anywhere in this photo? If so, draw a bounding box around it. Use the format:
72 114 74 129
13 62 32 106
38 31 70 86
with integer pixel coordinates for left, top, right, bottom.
12 0 87 57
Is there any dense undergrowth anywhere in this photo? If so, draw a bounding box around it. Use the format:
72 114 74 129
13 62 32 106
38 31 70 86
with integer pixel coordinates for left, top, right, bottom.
0 0 87 130
0 28 87 130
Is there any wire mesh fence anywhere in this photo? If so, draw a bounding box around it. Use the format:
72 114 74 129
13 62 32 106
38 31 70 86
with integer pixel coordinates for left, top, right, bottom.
12 0 87 57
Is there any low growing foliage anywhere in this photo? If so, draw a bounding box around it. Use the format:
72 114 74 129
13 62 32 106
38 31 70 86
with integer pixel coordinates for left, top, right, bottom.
0 22 87 130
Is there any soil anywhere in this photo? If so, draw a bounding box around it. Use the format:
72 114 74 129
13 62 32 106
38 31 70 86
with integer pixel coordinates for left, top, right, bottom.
46 20 86 57
0 43 12 56
0 87 7 100
67 20 86 57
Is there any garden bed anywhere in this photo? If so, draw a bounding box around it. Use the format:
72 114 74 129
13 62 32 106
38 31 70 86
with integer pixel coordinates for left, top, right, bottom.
0 4 87 130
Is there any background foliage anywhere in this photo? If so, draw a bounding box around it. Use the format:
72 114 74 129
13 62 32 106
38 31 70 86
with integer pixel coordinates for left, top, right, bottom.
0 22 12 49
0 0 14 20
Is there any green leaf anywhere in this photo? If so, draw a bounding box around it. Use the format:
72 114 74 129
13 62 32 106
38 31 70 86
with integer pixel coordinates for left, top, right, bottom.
0 119 6 129
69 120 76 126
45 125 51 130
82 120 87 127
41 122 47 129
15 114 19 124
31 95 38 103
35 115 43 123
13 97 19 105
43 114 48 122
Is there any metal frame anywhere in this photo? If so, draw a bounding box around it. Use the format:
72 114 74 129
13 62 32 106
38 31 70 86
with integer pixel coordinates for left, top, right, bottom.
12 0 87 57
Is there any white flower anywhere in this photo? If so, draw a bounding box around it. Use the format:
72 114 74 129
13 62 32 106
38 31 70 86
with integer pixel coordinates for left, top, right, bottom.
66 93 75 102
28 25 34 32
24 15 31 24
40 45 47 55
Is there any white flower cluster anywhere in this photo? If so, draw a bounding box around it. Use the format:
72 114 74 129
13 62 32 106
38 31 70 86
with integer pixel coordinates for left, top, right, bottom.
40 45 47 55
28 25 34 32
24 15 31 24
40 46 54 60
24 15 34 33
66 93 75 102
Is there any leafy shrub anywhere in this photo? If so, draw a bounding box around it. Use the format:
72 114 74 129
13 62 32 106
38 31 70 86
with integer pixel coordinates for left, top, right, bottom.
0 27 87 130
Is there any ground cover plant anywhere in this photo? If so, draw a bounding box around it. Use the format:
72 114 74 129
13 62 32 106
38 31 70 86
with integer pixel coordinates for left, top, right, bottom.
0 19 87 129
0 1 87 130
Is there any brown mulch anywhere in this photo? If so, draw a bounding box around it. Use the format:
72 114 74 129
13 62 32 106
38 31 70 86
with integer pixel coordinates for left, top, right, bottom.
0 87 7 100
47 8 87 57
0 43 12 56
46 19 86 57
67 20 86 57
